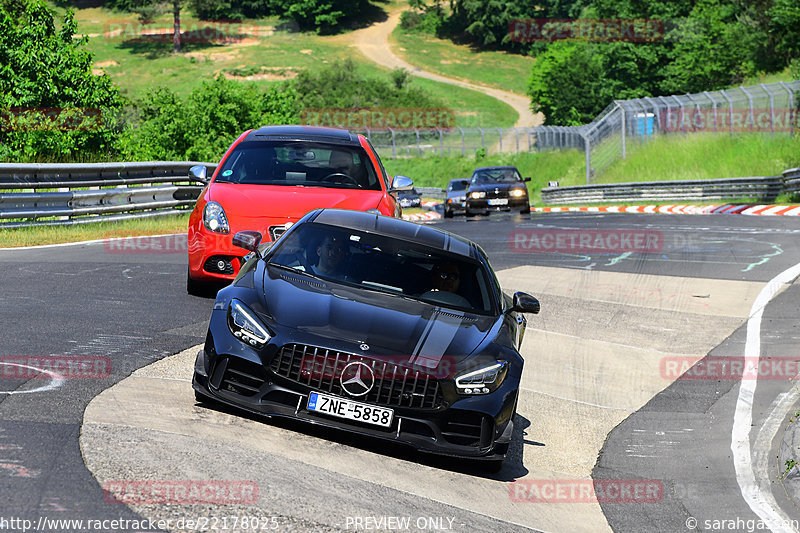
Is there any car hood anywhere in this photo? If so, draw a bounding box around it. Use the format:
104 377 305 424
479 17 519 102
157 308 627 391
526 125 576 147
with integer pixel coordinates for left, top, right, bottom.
261 266 497 372
208 183 383 227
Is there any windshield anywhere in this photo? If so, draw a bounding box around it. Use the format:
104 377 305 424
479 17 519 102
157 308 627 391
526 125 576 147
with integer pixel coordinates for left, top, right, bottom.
268 222 496 314
214 140 381 190
471 168 522 184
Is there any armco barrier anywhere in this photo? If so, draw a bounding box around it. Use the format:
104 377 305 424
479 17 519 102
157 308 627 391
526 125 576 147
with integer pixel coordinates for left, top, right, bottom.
540 172 799 205
0 162 216 228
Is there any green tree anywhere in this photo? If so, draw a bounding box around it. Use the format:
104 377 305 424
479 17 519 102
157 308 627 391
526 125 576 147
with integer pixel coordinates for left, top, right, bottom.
0 0 123 161
527 42 609 125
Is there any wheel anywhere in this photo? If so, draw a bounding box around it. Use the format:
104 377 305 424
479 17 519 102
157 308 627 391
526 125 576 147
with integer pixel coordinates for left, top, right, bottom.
520 206 531 214
444 208 453 218
321 172 359 186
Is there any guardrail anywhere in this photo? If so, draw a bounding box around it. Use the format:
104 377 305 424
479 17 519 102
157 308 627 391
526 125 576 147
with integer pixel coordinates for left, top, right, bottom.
783 167 800 194
0 162 216 228
540 169 799 205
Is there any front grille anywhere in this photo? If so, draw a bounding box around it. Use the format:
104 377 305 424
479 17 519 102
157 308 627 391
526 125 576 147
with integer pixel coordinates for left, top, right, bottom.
215 357 268 397
485 189 506 199
270 343 444 409
441 411 490 447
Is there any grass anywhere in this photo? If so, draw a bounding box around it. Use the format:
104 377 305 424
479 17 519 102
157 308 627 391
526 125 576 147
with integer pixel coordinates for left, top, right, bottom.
62 5 516 127
391 27 535 96
0 214 189 248
590 133 800 184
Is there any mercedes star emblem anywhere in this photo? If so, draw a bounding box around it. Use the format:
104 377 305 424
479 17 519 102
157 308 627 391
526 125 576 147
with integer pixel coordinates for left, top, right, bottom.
340 361 375 397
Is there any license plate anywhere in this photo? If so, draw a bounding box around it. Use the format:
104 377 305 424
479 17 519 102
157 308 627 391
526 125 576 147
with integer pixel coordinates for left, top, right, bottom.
488 198 508 206
307 392 394 427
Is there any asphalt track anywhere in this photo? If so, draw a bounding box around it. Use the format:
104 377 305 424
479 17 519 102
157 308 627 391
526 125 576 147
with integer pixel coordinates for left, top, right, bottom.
1 212 800 532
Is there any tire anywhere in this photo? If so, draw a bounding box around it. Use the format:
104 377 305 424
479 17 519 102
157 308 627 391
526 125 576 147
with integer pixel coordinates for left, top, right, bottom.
187 267 211 297
444 208 453 218
521 206 531 214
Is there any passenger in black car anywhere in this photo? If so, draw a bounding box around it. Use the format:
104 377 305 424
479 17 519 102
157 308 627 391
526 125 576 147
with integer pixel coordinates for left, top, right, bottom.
421 262 471 308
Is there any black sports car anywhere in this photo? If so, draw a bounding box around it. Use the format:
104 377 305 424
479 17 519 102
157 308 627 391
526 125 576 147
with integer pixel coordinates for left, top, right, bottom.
397 187 422 208
444 178 469 218
464 166 531 216
193 208 540 468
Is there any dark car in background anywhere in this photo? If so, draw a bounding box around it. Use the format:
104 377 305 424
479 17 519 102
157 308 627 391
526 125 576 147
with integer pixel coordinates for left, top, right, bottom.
444 178 469 218
397 187 422 208
464 166 531 216
193 208 541 469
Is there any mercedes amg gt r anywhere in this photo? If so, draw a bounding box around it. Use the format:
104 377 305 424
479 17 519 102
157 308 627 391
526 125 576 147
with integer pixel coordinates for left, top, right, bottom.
192 208 540 468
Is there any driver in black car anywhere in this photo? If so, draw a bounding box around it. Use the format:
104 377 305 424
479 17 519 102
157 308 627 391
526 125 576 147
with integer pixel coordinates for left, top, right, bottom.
310 234 349 279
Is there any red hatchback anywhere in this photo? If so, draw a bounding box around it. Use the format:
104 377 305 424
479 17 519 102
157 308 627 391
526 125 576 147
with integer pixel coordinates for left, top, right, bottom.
187 126 413 294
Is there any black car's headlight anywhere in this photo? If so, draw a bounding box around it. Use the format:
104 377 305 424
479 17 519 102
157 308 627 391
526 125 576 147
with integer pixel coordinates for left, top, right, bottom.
455 361 508 395
227 299 271 347
509 189 527 198
203 201 230 234
470 191 486 199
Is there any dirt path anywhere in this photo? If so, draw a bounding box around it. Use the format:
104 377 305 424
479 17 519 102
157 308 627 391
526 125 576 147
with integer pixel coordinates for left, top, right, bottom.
349 10 543 130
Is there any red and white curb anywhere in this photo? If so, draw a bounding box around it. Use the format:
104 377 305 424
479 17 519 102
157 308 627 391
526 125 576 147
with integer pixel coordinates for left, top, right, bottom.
402 211 441 222
534 204 800 216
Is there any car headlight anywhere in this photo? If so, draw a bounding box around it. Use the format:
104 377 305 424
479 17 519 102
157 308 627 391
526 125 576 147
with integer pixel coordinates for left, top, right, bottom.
470 191 486 199
227 299 271 347
203 201 229 234
510 189 527 197
455 361 508 395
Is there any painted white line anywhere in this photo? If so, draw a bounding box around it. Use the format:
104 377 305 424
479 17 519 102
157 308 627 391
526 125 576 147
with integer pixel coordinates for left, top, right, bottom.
0 233 185 251
0 362 65 394
520 387 635 412
731 261 800 532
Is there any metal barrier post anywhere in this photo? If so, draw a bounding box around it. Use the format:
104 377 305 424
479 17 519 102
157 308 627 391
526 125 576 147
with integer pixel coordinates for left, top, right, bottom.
720 90 734 134
618 102 626 158
740 86 755 132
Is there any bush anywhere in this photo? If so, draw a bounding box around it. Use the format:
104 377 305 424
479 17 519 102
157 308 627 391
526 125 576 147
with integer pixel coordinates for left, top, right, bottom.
120 76 300 162
0 0 124 162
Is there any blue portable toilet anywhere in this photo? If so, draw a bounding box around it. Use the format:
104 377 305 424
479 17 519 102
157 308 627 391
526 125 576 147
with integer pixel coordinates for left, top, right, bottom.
636 113 654 137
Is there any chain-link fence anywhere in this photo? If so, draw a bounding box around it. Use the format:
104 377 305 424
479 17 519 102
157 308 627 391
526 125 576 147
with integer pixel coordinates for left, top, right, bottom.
358 80 800 184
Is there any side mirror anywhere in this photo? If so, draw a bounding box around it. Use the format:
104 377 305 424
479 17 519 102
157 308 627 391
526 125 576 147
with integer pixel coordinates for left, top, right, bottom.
390 175 414 192
510 292 540 314
189 165 209 184
460 179 470 187
523 177 532 182
232 231 263 253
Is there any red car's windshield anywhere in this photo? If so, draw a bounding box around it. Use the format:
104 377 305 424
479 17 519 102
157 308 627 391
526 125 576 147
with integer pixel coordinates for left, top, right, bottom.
215 140 382 190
